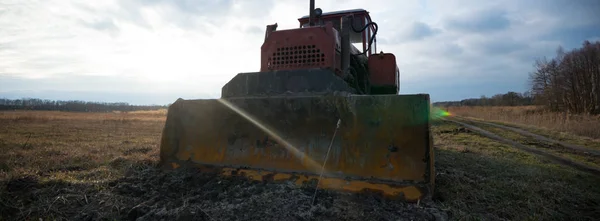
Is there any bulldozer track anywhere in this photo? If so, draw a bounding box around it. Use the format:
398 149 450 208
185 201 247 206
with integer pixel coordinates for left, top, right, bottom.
453 116 600 157
444 118 600 176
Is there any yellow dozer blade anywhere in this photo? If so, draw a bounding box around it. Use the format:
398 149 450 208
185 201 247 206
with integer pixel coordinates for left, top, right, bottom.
159 94 434 201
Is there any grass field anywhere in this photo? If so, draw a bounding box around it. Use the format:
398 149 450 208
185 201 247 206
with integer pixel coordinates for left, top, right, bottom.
0 110 164 182
449 118 600 169
1 110 599 220
445 106 600 139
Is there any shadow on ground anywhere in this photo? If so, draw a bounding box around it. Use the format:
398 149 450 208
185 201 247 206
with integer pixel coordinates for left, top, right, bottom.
1 160 446 221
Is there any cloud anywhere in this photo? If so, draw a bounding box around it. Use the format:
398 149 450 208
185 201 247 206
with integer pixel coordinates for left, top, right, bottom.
244 26 264 35
409 22 440 39
379 21 441 44
444 8 510 33
541 24 600 49
403 21 441 41
1 0 599 104
79 18 120 36
465 35 528 55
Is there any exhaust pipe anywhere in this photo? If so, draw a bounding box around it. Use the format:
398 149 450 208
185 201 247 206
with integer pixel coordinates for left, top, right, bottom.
341 16 351 80
309 0 315 26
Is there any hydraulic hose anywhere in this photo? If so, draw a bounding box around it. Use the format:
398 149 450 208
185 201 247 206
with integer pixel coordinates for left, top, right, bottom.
350 17 378 56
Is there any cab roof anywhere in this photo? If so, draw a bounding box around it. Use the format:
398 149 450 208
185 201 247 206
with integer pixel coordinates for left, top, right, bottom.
298 8 368 20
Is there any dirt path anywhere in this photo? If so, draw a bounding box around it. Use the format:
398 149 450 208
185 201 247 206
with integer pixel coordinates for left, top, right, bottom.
454 116 600 157
444 118 600 176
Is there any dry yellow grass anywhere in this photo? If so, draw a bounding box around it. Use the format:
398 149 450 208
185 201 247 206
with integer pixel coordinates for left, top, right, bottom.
446 106 600 139
0 109 167 123
2 110 599 220
0 110 166 183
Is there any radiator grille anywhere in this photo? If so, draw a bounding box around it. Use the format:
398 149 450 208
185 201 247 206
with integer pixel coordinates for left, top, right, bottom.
268 45 326 69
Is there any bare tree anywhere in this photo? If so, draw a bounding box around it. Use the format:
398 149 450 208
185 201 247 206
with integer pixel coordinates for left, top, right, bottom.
529 41 600 115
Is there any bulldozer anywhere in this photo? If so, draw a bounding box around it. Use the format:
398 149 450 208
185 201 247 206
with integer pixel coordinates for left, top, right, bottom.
159 0 434 202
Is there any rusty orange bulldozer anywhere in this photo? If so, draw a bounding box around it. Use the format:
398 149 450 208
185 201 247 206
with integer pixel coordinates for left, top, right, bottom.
159 0 434 202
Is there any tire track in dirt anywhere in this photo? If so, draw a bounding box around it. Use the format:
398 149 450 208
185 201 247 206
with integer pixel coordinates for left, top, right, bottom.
443 118 600 176
454 116 600 157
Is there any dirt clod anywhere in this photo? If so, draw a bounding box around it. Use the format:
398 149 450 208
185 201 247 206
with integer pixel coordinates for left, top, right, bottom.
123 147 152 155
455 127 470 133
1 165 446 220
5 175 39 192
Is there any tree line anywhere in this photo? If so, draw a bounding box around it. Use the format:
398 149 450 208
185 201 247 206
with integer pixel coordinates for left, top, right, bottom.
0 98 167 112
434 40 600 115
434 91 534 107
529 40 600 115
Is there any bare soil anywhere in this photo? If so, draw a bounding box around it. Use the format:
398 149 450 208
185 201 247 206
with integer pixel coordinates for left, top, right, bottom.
2 165 445 221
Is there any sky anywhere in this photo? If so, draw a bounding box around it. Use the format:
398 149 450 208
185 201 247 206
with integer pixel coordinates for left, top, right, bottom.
1 0 599 105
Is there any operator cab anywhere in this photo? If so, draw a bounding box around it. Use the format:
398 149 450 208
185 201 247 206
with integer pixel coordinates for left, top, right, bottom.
298 9 377 56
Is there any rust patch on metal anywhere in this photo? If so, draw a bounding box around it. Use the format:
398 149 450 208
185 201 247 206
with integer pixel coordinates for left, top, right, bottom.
160 94 434 199
216 168 427 202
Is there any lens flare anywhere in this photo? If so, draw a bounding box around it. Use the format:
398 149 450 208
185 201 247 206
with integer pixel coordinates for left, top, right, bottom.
431 107 451 120
217 98 328 175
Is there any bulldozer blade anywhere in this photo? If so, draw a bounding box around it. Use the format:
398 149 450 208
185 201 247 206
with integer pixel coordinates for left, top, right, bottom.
160 94 434 201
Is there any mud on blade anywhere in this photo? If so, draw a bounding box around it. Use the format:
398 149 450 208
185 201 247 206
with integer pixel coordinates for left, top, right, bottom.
159 94 434 201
